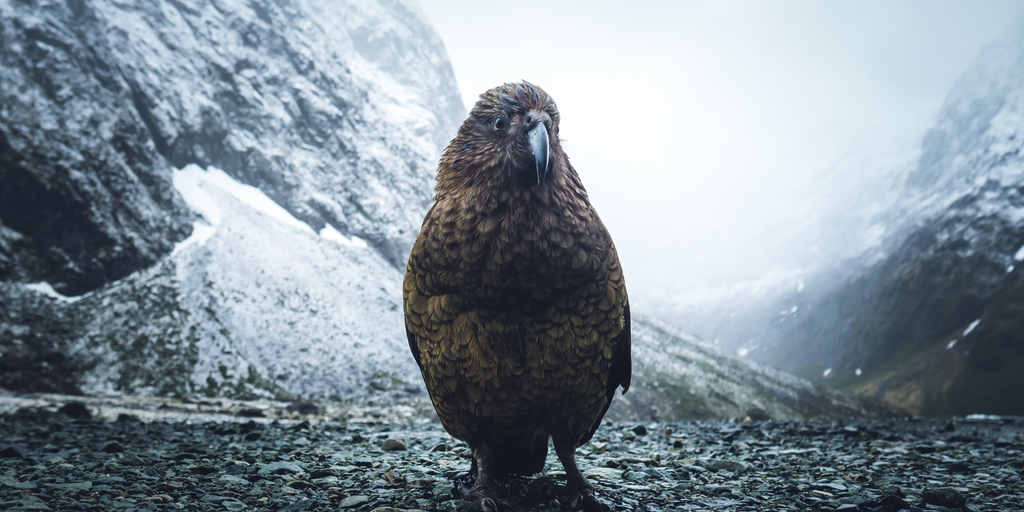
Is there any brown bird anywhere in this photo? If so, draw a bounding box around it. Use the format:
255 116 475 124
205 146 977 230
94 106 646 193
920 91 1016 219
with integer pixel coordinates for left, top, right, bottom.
403 82 630 512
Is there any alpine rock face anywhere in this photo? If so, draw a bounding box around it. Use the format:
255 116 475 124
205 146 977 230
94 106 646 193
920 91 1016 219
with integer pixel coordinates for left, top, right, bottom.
738 16 1024 416
1 0 462 400
1 0 894 419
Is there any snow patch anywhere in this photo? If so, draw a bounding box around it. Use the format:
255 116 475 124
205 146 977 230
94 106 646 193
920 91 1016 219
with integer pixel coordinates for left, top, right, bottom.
822 368 832 377
172 221 217 256
320 224 358 247
1015 244 1024 261
178 165 315 235
946 339 958 350
855 368 862 376
349 236 369 249
797 281 805 293
173 165 223 227
23 282 84 303
172 164 323 256
962 319 981 336
965 414 1002 420
1008 265 1016 273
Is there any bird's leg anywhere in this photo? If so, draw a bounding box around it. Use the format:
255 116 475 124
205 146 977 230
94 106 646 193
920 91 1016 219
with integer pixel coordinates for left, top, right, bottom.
553 437 611 512
458 444 512 512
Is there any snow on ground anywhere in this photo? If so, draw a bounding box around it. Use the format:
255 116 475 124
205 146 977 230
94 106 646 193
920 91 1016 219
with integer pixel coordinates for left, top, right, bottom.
320 224 369 248
69 162 419 400
962 319 981 336
22 282 84 303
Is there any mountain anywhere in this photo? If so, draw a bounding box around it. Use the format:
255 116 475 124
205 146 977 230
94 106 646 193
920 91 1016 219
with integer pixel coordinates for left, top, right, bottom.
724 15 1024 417
0 0 460 401
0 0 895 420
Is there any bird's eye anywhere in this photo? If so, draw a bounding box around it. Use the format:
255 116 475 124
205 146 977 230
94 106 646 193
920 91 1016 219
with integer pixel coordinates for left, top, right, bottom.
492 117 506 130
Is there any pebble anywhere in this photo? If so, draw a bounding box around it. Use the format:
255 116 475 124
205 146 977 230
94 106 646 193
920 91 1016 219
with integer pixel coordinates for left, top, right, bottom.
55 401 91 419
703 458 749 474
340 495 371 507
381 438 407 451
99 440 124 453
584 467 623 480
1 406 1021 512
923 486 968 508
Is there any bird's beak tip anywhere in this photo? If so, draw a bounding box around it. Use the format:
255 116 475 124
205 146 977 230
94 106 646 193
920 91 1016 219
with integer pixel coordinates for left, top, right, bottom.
527 122 550 185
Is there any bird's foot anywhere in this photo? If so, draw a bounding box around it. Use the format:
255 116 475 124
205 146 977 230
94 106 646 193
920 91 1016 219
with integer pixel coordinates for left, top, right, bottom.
457 481 515 512
546 480 610 512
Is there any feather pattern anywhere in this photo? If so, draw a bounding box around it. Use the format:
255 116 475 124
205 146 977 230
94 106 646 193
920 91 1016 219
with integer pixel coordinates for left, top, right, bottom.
404 82 631 481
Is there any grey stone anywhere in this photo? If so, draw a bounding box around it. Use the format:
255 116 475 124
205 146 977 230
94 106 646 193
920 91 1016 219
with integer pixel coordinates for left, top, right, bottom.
381 438 407 451
437 501 478 512
922 487 967 508
45 481 92 492
432 482 455 498
340 495 371 508
118 452 144 466
704 459 749 474
583 468 622 480
258 461 304 476
222 499 247 511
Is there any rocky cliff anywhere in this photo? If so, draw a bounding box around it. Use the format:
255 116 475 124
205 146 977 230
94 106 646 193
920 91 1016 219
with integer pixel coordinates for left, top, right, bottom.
1 0 461 400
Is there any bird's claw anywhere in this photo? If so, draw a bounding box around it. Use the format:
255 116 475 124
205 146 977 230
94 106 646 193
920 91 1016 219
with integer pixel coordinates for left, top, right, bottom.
540 481 561 497
557 483 610 512
480 496 515 512
459 484 514 512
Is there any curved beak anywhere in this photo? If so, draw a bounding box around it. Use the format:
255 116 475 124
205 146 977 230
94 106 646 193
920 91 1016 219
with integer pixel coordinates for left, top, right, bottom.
527 122 549 185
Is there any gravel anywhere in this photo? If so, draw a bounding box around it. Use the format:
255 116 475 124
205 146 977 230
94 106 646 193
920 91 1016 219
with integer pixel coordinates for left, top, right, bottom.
1 402 1022 512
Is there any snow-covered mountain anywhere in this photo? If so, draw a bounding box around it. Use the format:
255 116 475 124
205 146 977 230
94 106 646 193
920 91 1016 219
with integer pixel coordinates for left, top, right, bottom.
723 15 1024 417
0 0 894 420
0 0 460 401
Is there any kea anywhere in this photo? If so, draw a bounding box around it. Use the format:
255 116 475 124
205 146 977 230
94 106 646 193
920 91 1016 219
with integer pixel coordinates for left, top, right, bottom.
403 82 630 512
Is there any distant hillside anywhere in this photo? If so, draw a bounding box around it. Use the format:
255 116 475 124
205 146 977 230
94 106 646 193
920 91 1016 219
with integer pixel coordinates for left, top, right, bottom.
728 15 1024 416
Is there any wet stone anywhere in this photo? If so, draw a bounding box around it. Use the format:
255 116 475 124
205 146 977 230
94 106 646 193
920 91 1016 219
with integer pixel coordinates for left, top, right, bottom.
432 482 455 498
381 438 407 451
704 458 748 474
100 441 124 453
0 444 28 458
922 487 967 508
1 406 1022 512
118 452 144 466
56 402 91 419
339 495 371 508
258 461 304 475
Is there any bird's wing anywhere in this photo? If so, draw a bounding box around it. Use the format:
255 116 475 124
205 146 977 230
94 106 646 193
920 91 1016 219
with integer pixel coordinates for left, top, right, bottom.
579 297 631 445
406 325 423 370
611 300 632 394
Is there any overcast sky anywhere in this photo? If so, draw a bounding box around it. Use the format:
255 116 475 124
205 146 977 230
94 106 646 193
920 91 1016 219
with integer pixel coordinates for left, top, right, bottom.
416 0 1023 304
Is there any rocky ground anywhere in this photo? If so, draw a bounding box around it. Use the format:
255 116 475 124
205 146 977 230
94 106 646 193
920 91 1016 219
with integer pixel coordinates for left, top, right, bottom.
0 395 1021 512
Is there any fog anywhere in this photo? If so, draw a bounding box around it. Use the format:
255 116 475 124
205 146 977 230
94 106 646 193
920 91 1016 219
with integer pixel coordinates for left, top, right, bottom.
416 0 1023 309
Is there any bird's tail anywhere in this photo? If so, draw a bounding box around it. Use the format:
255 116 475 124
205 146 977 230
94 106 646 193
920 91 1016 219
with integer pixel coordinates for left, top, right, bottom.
492 433 548 479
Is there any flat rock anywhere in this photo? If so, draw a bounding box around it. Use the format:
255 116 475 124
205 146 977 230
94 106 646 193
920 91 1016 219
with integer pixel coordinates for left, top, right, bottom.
704 458 749 474
339 495 371 508
583 468 623 480
922 487 967 508
381 438 407 451
258 461 305 476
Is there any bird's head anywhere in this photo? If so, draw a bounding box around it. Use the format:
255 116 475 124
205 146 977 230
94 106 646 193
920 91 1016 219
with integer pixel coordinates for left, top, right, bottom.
438 81 565 195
